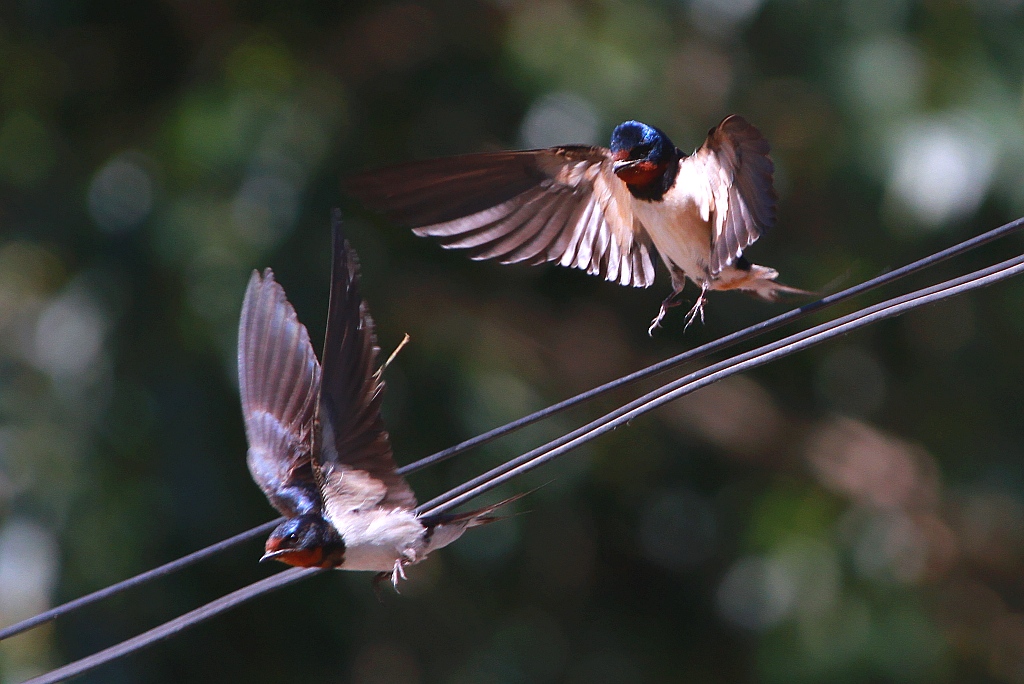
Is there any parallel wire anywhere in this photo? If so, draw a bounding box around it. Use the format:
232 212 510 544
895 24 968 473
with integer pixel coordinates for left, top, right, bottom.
418 253 1024 516
2 216 1021 667
398 214 1024 476
0 520 280 642
21 567 322 684
22 251 1024 684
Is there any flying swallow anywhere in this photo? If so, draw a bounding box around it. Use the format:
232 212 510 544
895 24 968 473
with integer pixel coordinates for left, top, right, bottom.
238 209 520 588
347 115 807 334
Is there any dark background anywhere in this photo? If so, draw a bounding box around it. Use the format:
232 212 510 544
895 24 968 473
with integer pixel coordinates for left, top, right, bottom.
2 1 1024 682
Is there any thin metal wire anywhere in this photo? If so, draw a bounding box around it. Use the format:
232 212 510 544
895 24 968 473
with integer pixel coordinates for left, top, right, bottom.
22 251 1024 684
398 214 1024 477
4 216 1019 651
0 519 281 643
3 216 1021 649
417 253 1024 516
20 567 322 684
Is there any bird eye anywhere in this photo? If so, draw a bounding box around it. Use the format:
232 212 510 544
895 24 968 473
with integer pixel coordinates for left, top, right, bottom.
285 532 298 543
630 143 654 160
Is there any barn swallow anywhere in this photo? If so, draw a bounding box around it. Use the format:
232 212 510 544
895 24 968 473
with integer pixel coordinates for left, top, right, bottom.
347 115 807 334
238 209 520 588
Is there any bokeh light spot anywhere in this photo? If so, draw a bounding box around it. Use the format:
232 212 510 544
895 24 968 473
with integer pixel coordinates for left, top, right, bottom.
806 419 939 511
519 91 600 148
886 117 997 230
845 37 924 116
231 173 298 248
717 539 841 631
717 554 797 630
850 510 930 583
687 0 766 38
88 152 155 233
32 284 108 382
0 518 58 627
225 34 297 95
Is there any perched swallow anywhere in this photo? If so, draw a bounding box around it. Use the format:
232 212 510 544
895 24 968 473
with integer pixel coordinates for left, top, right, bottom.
347 115 806 334
238 210 519 588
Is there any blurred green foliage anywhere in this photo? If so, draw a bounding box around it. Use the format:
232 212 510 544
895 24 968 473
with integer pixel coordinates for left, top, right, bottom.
0 0 1023 682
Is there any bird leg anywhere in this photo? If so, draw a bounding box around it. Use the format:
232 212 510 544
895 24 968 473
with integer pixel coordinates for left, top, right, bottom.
648 285 686 336
683 282 709 332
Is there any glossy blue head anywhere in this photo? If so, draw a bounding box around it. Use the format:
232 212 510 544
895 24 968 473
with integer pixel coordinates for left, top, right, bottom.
609 121 677 188
262 514 346 568
610 121 675 165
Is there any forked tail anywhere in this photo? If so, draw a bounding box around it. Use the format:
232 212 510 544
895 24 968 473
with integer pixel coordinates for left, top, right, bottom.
419 491 531 552
734 264 813 301
420 490 531 529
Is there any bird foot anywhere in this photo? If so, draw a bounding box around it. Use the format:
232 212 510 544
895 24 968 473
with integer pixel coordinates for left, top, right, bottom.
390 558 407 590
682 286 708 332
648 291 685 336
647 308 668 336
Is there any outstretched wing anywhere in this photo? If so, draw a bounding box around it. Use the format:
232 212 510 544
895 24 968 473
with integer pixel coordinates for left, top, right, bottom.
346 147 656 288
316 210 417 514
695 115 778 275
238 269 322 517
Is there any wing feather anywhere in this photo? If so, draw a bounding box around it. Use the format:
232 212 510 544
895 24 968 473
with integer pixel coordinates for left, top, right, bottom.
472 191 565 261
346 147 656 288
436 189 550 251
509 192 583 264
316 211 416 511
696 115 778 275
238 269 322 517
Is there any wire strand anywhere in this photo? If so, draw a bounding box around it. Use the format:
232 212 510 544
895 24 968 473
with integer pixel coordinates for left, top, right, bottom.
3 216 1021 647
21 248 1024 684
417 253 1024 516
20 567 322 684
397 215 1024 477
0 519 281 643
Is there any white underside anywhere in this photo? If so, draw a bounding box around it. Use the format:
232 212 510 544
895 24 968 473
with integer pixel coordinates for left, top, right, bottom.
629 161 781 296
630 160 714 287
324 506 466 572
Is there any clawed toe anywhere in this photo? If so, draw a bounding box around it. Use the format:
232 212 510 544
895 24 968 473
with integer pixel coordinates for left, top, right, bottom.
390 559 407 591
371 560 411 598
649 289 685 336
683 300 705 331
648 307 668 336
682 285 709 332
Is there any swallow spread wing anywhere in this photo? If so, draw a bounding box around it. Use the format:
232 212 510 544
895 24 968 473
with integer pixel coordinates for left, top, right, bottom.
696 115 778 276
238 264 322 519
346 146 656 288
315 218 417 514
237 209 520 586
347 115 806 333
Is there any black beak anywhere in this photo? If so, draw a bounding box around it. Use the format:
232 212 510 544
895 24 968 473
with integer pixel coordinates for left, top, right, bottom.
259 550 286 563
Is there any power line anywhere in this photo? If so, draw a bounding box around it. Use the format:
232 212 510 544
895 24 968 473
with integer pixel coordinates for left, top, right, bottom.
23 246 1024 684
418 253 1024 516
20 567 322 684
397 214 1024 477
2 215 1021 665
0 520 281 642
